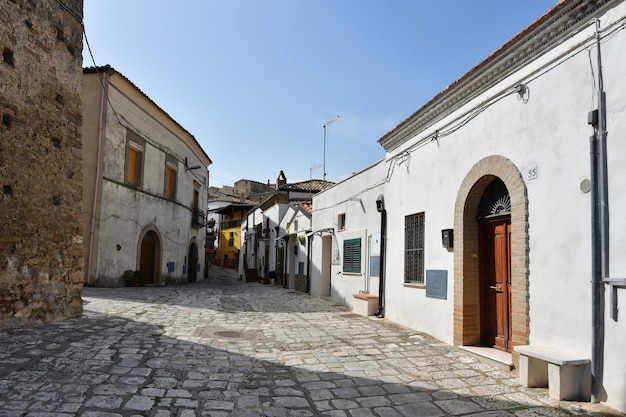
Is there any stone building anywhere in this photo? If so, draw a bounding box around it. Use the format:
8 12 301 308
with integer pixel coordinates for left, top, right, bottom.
0 0 84 328
82 66 211 287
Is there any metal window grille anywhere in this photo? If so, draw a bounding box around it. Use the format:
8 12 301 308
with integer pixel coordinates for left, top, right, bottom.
405 212 425 284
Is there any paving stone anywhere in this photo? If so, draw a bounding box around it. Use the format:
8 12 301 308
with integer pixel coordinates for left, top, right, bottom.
435 398 484 415
123 395 155 411
0 267 620 417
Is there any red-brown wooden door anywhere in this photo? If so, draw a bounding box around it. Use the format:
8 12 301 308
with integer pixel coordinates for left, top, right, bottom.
140 232 156 284
480 220 512 352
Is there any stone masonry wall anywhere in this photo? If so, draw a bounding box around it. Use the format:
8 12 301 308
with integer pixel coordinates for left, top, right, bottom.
0 0 84 328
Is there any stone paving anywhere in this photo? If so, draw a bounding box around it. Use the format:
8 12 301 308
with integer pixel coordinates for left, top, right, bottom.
0 267 622 417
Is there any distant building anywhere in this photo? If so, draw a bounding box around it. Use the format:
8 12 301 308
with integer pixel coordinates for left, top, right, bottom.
240 171 332 286
213 202 255 269
209 179 273 203
0 0 84 328
278 201 314 291
82 66 211 286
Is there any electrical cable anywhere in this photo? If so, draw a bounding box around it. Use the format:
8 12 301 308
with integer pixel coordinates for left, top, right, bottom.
313 14 626 215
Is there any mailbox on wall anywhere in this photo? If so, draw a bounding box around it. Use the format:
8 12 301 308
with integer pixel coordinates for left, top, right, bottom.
441 229 454 249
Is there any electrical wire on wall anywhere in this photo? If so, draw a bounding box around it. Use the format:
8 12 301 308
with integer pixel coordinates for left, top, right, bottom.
94 213 193 247
75 0 208 189
314 14 626 215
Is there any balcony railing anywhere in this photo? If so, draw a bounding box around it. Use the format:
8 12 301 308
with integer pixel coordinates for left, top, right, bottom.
220 218 243 229
191 208 206 229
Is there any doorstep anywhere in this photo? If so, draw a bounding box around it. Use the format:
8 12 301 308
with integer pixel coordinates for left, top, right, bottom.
459 345 514 370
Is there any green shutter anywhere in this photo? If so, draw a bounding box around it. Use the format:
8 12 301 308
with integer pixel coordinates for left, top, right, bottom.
343 238 361 273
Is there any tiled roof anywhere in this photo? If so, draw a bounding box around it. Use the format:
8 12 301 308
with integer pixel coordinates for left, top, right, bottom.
279 179 334 193
299 201 313 215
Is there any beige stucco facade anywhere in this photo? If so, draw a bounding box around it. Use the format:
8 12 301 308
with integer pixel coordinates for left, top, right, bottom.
82 66 211 287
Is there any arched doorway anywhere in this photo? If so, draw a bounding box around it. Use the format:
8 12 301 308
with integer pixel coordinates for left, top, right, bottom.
139 230 160 285
477 178 512 352
188 241 198 283
453 156 529 359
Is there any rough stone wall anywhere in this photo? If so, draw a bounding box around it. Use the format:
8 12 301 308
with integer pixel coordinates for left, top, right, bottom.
0 0 84 328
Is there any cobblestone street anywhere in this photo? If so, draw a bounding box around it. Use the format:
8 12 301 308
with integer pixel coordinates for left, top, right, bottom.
0 267 622 416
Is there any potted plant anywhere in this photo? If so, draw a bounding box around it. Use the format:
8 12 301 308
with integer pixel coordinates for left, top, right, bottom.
122 270 147 287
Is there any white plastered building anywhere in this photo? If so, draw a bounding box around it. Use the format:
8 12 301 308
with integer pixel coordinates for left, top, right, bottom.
310 0 626 411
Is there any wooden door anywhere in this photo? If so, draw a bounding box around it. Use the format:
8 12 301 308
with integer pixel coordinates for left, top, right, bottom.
480 220 512 352
188 242 198 283
140 232 156 284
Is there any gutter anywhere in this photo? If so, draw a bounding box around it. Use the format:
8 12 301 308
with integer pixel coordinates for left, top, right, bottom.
86 69 110 286
374 195 386 317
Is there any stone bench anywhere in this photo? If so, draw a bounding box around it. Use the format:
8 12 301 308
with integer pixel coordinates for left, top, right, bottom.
514 345 591 401
352 293 379 316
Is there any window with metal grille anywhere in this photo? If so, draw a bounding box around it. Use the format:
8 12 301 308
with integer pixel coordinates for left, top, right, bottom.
343 238 361 274
405 212 425 284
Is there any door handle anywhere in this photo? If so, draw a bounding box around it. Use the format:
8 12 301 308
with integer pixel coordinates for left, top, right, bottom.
489 285 503 292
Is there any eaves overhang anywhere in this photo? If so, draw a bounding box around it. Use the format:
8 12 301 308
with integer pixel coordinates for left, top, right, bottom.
377 0 617 152
84 65 212 166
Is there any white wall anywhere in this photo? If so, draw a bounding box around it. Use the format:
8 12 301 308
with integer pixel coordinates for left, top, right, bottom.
310 3 626 412
312 161 386 302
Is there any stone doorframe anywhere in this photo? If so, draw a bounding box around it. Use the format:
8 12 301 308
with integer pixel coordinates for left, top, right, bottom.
453 155 529 358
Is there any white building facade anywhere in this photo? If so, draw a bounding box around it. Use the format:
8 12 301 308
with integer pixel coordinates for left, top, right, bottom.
83 66 211 287
279 202 313 291
239 175 332 287
310 0 626 412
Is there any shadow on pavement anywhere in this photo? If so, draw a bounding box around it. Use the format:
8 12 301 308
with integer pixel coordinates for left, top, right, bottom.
0 310 618 416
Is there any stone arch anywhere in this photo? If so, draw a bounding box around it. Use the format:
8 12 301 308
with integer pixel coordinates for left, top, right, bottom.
136 224 163 285
453 155 529 354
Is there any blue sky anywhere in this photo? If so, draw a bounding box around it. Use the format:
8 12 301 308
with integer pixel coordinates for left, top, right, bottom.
82 1 559 188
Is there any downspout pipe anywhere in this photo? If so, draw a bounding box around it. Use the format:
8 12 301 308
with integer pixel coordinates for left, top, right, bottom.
306 235 312 294
283 235 289 288
87 67 110 286
591 18 607 404
374 194 386 317
590 132 604 404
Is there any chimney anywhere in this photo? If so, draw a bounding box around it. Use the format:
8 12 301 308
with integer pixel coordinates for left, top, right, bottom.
276 170 287 190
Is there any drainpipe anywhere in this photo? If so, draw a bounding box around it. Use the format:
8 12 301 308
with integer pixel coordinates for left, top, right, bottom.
374 194 386 317
283 235 289 288
87 66 110 286
590 18 607 404
306 235 312 293
590 131 603 404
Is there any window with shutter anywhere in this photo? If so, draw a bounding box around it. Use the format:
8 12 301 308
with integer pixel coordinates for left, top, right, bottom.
343 238 361 274
127 146 143 186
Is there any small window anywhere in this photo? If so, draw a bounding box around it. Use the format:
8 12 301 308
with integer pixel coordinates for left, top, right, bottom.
228 232 235 246
165 165 177 199
343 238 361 274
126 146 143 186
405 212 425 284
338 213 346 230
